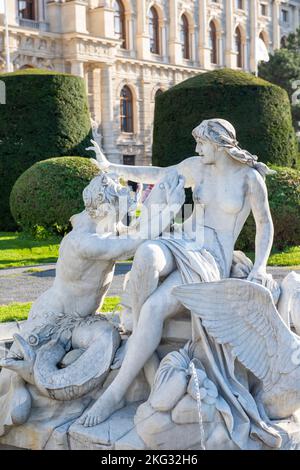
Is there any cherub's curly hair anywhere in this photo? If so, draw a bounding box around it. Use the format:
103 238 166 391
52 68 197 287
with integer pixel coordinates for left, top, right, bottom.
82 173 133 219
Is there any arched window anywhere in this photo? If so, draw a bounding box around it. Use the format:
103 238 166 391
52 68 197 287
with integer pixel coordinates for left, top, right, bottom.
149 7 159 54
235 26 243 68
18 0 35 20
114 0 126 49
209 21 217 64
19 64 35 69
155 89 163 99
120 85 133 133
180 14 190 60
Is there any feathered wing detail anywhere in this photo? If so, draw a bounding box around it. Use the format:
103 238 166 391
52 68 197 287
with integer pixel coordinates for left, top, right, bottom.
173 279 298 391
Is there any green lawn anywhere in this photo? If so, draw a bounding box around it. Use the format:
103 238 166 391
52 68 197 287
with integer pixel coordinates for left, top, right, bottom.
0 297 121 323
0 232 299 270
0 232 61 269
246 245 300 267
267 246 300 267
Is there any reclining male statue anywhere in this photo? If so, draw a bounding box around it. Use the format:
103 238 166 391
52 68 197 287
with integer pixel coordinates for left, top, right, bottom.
0 170 185 436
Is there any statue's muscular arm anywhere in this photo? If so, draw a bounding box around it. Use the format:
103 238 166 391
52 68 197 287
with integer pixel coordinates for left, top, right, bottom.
106 157 197 188
247 170 274 281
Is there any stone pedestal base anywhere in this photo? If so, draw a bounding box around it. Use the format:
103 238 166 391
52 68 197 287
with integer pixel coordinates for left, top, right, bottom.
1 396 300 450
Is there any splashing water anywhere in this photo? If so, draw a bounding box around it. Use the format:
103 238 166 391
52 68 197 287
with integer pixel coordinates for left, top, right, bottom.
189 361 206 450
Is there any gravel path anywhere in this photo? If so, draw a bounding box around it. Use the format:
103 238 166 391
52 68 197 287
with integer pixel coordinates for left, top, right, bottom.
0 263 132 305
0 263 299 306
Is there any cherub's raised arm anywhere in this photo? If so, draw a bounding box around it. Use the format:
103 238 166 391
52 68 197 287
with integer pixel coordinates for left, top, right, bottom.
87 140 196 187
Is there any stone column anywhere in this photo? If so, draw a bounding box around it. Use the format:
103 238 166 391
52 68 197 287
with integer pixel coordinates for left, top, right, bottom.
141 72 152 165
38 0 49 31
92 67 101 123
161 19 168 63
250 0 258 73
198 0 209 68
100 65 118 162
37 0 45 22
243 40 247 70
127 14 135 56
71 61 84 77
193 25 199 65
218 33 223 66
169 0 181 63
136 0 150 60
225 0 235 67
191 31 196 62
272 0 281 51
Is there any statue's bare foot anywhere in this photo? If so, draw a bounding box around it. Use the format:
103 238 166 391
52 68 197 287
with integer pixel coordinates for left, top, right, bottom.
78 391 124 427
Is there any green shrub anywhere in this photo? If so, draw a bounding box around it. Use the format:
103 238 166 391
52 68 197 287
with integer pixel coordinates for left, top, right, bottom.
153 68 297 169
0 69 93 230
236 166 300 251
10 157 99 233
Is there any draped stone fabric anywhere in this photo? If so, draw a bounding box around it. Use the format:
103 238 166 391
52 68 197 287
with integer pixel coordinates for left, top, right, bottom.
159 236 282 450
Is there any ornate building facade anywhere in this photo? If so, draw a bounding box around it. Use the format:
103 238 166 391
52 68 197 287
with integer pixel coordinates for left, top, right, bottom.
0 0 299 164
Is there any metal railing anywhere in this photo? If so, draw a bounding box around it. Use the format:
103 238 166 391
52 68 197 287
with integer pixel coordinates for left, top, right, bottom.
19 18 49 31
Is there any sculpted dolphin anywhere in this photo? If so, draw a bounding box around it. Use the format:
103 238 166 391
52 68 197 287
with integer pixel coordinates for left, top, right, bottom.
0 318 120 401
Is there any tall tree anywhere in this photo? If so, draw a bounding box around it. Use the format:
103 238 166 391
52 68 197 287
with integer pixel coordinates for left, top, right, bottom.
258 29 300 151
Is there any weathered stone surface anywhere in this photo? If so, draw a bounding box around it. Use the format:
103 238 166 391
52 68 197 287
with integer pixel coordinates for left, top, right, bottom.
162 315 192 343
0 384 89 450
125 370 150 404
68 403 140 450
115 427 147 450
171 394 216 425
0 321 25 342
135 402 203 450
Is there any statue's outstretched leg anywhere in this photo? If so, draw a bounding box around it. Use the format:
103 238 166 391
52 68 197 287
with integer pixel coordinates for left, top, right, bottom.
78 269 182 427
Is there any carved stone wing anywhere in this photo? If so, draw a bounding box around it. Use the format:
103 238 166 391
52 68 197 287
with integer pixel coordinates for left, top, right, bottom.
173 279 298 390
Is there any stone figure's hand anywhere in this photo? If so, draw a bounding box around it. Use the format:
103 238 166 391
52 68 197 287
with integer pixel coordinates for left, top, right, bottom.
248 267 281 303
86 139 110 170
247 267 271 286
163 173 186 208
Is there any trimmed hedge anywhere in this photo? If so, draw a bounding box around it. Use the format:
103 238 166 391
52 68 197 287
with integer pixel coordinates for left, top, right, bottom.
236 166 300 251
10 157 100 233
0 69 93 230
152 69 297 169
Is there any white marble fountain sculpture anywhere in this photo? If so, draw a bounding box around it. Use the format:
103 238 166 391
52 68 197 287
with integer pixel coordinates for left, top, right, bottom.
0 118 300 450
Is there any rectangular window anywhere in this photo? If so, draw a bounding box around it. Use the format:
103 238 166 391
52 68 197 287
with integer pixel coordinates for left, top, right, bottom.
281 9 289 23
123 155 135 166
236 0 244 10
18 0 35 20
260 3 268 16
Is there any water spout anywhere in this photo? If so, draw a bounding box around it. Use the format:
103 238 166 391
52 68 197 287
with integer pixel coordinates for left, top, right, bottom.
189 361 206 450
